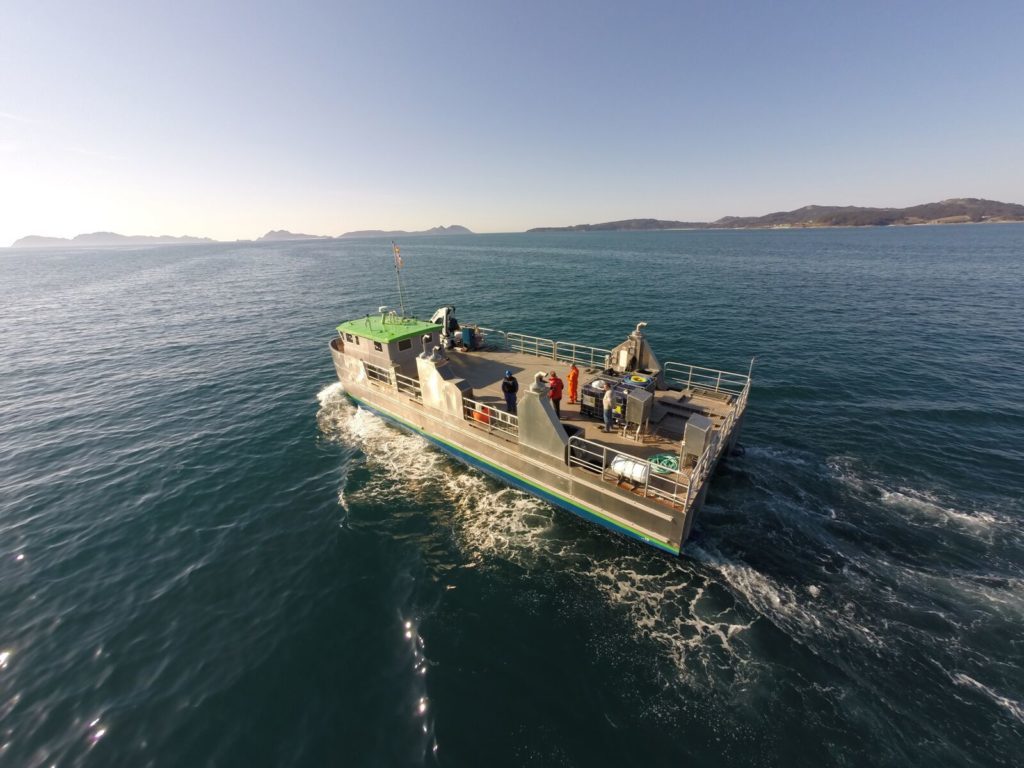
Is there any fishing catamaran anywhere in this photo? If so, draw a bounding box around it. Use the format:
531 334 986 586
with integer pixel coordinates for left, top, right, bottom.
328 246 751 554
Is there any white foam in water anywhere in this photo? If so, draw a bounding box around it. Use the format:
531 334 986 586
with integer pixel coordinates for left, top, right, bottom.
743 445 810 467
445 475 558 565
825 456 870 493
316 381 345 408
584 555 758 684
952 673 1024 724
315 384 766 681
896 566 1024 621
318 391 439 480
316 383 554 553
693 544 884 652
315 386 889 686
879 488 1006 533
314 385 885 686
826 455 1014 538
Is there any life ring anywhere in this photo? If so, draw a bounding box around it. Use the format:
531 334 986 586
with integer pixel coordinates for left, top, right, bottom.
649 453 679 474
628 374 651 385
472 405 490 424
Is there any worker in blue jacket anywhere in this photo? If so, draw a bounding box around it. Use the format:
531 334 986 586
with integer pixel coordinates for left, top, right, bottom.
501 370 519 414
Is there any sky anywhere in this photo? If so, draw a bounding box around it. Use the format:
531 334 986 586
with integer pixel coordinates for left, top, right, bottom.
1 0 1023 245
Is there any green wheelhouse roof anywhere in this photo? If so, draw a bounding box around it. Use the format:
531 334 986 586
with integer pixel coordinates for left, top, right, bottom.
336 315 441 344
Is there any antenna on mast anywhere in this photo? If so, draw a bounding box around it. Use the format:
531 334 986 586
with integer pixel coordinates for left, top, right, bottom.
392 241 408 316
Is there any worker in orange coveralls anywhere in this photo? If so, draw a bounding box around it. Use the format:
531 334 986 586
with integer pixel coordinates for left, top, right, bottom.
566 364 579 405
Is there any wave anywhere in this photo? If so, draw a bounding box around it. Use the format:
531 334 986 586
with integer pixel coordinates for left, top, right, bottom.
582 554 759 687
318 383 440 760
826 456 1018 537
316 381 345 408
825 455 871 493
445 475 557 566
314 386 1015 702
692 544 884 653
879 488 1008 532
741 444 812 467
315 387 760 681
316 383 553 556
951 673 1024 724
316 388 443 504
315 392 893 684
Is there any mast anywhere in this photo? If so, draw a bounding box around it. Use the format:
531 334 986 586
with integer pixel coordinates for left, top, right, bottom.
392 241 408 316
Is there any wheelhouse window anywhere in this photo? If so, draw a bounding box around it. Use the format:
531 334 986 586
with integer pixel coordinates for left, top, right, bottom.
345 333 354 342
398 339 412 351
373 341 383 352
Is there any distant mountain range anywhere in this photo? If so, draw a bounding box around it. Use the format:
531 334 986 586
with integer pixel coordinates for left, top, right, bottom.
11 200 1024 248
339 225 472 238
527 198 1024 232
10 225 474 248
256 230 331 241
12 232 216 248
258 225 472 239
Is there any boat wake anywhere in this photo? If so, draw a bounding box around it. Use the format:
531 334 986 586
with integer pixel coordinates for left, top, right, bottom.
315 387 1023 715
316 381 345 408
827 456 1015 536
582 553 761 688
316 386 794 685
316 382 560 562
879 488 1009 534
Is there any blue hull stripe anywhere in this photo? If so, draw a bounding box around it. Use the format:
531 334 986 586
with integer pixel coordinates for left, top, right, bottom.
346 393 678 554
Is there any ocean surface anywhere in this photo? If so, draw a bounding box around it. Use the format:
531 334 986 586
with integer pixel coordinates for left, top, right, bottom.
1 225 1022 767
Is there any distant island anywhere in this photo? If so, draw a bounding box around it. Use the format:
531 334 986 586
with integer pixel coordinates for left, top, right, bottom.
256 230 331 241
10 200 1023 248
9 225 474 248
12 232 216 248
340 225 472 238
528 198 1024 232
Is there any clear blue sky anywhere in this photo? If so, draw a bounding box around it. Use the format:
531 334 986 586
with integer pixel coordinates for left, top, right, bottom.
2 0 1022 243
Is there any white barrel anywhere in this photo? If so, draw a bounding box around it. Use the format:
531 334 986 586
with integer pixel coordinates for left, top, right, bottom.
610 455 649 484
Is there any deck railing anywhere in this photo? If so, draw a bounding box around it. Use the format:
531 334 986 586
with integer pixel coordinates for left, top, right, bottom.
567 435 689 507
477 327 610 369
462 396 519 440
475 326 506 349
682 441 716 509
394 371 422 401
506 332 556 359
663 361 749 396
477 325 749 395
364 361 393 387
555 341 611 369
737 376 751 413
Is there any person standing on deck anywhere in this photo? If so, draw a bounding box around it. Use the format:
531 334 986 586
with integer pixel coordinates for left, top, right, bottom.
602 383 615 432
547 371 564 419
567 364 579 405
501 370 519 414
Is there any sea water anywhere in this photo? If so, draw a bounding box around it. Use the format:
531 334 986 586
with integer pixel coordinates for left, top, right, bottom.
1 225 1022 766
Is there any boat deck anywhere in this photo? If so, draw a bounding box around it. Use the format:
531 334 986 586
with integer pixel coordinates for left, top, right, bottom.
331 315 752 552
444 346 736 461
